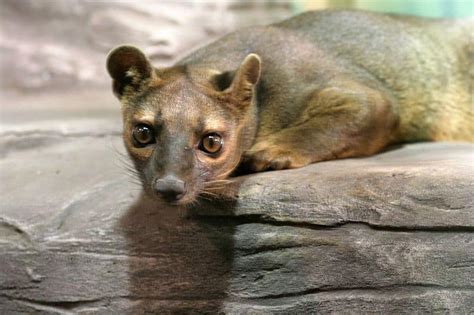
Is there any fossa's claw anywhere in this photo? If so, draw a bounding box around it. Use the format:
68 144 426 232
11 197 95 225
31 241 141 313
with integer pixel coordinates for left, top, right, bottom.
243 145 311 172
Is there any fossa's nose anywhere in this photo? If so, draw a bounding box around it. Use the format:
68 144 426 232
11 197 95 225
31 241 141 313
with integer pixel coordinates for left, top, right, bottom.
153 175 186 201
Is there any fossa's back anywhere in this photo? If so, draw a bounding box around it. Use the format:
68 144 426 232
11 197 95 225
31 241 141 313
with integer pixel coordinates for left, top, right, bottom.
180 10 473 142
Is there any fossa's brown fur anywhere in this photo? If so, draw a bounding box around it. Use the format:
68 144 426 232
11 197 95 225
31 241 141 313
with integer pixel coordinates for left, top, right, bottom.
107 10 473 205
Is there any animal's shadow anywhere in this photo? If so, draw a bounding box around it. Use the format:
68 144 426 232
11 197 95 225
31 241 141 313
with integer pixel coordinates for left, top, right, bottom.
117 184 241 313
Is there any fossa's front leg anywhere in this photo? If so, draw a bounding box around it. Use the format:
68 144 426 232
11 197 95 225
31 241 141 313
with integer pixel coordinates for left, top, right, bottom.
243 82 399 172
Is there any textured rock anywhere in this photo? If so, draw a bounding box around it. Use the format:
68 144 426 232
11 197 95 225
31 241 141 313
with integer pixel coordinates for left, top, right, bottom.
0 109 473 313
0 0 293 91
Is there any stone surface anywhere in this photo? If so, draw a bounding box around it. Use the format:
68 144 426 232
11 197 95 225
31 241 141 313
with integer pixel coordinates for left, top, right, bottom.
0 90 473 313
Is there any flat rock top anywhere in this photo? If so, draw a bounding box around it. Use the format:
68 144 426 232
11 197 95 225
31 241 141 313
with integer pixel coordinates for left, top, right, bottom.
0 92 473 313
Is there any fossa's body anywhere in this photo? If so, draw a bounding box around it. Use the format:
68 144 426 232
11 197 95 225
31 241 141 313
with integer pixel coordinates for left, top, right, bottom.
107 10 473 205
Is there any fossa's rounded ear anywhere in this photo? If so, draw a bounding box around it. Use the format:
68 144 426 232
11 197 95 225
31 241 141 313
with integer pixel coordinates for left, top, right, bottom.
106 45 153 97
229 53 261 101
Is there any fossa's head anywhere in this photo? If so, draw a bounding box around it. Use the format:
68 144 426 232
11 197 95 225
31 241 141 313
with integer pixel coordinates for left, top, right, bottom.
106 45 261 205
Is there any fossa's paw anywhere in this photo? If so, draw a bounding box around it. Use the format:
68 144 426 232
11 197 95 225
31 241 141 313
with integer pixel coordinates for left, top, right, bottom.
242 142 311 172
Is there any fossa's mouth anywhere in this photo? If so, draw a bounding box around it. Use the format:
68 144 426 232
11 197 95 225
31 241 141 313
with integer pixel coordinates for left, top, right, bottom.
150 188 200 207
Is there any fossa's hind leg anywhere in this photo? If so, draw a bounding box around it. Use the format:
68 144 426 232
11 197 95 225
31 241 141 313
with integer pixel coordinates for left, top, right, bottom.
243 81 399 172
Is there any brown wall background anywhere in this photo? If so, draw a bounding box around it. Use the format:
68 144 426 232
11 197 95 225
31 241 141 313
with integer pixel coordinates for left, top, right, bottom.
2 0 469 93
0 0 297 92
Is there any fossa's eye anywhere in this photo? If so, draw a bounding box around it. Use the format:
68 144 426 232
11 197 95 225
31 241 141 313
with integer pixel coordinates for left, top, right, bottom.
199 133 223 155
132 124 155 146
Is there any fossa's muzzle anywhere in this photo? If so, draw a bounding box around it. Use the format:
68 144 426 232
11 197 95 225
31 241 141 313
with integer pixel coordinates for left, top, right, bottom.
153 175 186 202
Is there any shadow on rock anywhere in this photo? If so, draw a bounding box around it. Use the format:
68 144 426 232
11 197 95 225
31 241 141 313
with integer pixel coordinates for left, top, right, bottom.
117 191 240 313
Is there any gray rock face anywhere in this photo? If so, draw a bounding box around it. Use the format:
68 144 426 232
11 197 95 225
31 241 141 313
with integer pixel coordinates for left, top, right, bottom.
0 0 293 91
0 105 473 313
